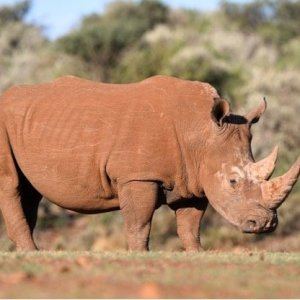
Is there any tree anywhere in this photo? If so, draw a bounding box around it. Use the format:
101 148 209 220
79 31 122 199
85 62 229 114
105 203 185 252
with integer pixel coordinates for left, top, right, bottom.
220 0 300 44
0 0 88 93
0 0 31 25
56 0 169 81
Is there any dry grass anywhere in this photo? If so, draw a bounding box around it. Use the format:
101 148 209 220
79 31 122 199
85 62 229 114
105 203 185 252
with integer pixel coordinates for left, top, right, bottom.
0 251 299 298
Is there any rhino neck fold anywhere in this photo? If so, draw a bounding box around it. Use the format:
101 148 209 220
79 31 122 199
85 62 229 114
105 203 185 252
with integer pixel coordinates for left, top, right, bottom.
171 123 206 199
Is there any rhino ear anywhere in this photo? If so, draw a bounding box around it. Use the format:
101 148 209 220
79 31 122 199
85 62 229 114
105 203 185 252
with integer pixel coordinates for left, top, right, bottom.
211 98 230 126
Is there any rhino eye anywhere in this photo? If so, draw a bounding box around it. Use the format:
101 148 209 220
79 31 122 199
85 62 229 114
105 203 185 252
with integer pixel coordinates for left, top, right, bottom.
229 179 238 187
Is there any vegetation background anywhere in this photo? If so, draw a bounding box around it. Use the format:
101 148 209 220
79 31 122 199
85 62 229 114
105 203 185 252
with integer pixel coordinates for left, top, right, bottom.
0 0 300 252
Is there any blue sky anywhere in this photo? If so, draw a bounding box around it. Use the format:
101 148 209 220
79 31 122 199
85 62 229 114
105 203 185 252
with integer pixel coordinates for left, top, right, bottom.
0 0 252 39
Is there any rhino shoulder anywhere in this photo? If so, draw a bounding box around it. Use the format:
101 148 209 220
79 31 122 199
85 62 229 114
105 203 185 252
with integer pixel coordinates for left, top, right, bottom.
141 75 219 98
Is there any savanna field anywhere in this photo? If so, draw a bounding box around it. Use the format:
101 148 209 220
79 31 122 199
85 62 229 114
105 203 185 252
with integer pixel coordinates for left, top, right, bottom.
0 251 300 298
1 0 300 298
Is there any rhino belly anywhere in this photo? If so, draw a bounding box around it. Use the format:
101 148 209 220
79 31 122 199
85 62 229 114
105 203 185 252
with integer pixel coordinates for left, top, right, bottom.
15 151 119 213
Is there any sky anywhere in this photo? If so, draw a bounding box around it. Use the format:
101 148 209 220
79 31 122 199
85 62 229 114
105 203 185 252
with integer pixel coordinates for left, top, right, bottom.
0 0 252 40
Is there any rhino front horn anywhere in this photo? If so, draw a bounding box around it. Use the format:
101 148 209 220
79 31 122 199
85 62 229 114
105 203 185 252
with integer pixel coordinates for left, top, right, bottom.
262 157 300 209
250 146 278 180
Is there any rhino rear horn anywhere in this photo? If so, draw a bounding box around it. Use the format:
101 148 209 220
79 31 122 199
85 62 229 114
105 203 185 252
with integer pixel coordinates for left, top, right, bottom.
250 146 278 181
262 157 300 209
245 98 267 124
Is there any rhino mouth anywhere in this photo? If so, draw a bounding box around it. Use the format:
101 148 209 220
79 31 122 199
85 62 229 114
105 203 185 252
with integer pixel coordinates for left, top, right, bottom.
242 225 277 234
240 215 278 234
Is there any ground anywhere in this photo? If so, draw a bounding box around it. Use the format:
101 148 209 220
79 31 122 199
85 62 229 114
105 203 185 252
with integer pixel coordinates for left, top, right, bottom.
0 251 300 298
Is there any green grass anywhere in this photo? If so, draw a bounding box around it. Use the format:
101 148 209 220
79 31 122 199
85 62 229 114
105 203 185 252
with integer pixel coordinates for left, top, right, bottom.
0 251 299 298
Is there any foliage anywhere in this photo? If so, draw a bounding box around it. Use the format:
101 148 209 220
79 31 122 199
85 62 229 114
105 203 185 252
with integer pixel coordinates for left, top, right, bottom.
0 0 30 26
111 24 245 101
56 0 169 80
220 0 300 44
0 1 90 93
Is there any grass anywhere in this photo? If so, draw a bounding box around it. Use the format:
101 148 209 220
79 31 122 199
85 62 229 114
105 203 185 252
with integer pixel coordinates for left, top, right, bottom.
0 251 300 298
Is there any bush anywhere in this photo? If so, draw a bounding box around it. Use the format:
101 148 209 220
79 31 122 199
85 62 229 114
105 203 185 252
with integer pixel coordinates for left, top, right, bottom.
56 0 169 80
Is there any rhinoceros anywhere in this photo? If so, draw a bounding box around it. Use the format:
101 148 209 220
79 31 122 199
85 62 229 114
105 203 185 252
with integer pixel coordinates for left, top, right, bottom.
0 75 299 251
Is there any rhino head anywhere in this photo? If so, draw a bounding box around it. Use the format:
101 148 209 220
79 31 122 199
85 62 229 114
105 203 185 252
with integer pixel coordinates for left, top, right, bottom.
200 98 300 233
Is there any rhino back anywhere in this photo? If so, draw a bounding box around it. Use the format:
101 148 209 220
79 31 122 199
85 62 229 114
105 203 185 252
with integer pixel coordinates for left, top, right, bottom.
0 75 217 209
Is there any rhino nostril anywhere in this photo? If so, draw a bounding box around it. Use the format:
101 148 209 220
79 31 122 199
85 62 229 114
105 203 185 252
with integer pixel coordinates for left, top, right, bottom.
265 213 278 229
242 219 258 233
246 220 257 229
267 217 278 229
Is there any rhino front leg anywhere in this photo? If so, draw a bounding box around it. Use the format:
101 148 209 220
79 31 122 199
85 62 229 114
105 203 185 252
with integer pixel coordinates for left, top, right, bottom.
170 197 208 252
118 181 157 251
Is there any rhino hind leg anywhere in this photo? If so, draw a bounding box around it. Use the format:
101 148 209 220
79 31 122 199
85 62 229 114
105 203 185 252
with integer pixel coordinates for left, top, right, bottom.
1 194 38 251
0 127 38 251
118 181 158 251
169 197 208 251
18 169 42 235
